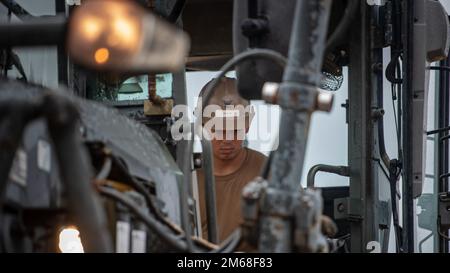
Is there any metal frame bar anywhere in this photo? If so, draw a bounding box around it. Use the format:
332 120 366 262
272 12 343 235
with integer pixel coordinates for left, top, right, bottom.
306 164 349 188
0 16 67 47
0 0 31 19
56 0 68 86
401 0 415 253
347 1 378 252
259 0 332 252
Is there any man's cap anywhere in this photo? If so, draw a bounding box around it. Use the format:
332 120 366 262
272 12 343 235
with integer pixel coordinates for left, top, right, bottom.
199 77 250 108
196 77 254 131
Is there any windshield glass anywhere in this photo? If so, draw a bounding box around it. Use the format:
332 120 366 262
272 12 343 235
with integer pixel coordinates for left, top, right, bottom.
87 73 173 103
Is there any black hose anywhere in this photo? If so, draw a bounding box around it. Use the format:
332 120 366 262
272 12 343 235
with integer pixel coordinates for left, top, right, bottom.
374 4 403 252
441 135 450 142
428 66 450 72
418 231 433 253
388 164 403 253
112 156 177 229
439 173 450 180
111 118 194 250
167 0 187 23
100 185 245 253
199 49 287 110
325 0 359 52
379 63 403 254
98 186 189 252
378 61 403 253
427 125 450 135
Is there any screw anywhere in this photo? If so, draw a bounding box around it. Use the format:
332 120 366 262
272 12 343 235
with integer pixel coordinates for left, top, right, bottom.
316 91 334 112
262 82 279 104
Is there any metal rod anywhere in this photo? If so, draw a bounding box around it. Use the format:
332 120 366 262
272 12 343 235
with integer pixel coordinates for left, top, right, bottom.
55 0 68 85
443 53 450 253
0 16 67 47
258 0 332 252
179 129 195 251
427 125 450 135
347 1 376 252
374 6 403 252
269 0 332 190
306 164 349 188
427 66 450 72
401 0 415 252
200 128 218 244
325 0 359 52
200 49 287 111
439 173 450 180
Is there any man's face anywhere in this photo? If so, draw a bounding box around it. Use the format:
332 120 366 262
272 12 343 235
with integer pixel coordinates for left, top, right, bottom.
211 129 246 160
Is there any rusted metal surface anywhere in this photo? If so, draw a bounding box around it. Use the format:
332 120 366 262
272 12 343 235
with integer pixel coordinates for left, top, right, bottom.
269 0 333 191
242 0 333 253
242 178 329 252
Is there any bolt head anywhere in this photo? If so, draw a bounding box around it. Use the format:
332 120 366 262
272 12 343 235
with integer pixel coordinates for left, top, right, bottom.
316 91 334 112
262 82 279 104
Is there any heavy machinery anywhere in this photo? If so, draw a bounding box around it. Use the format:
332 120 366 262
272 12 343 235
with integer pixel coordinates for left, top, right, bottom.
0 0 449 253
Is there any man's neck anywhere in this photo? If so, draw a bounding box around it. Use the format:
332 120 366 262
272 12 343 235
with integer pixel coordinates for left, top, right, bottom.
213 148 247 176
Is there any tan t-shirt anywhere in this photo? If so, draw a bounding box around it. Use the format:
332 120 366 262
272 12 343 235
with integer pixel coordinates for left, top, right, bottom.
196 148 267 242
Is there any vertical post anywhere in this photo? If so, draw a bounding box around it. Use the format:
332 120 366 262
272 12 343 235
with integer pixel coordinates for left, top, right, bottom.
347 2 377 252
401 0 415 253
55 0 68 86
258 0 332 252
268 0 332 191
